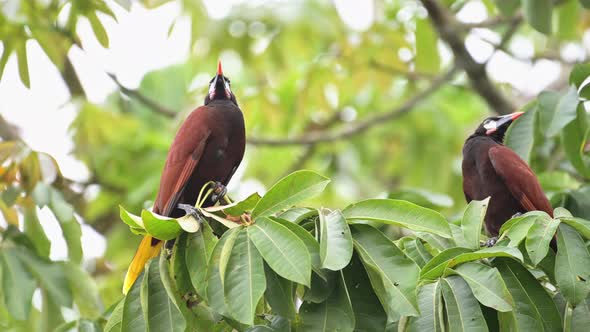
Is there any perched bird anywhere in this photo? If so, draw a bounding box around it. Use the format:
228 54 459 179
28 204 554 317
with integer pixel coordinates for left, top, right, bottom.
123 61 246 294
462 112 553 241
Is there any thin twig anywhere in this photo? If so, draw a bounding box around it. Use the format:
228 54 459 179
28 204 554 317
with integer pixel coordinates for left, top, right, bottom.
107 73 177 117
247 66 458 146
462 13 522 29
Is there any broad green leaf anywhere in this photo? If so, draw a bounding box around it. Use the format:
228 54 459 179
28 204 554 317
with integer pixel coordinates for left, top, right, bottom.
572 297 590 331
319 208 352 271
561 217 590 239
352 224 420 317
277 207 317 224
342 254 387 331
248 217 311 285
401 238 433 268
219 227 241 287
119 205 146 234
88 12 109 48
224 230 266 325
23 204 50 258
64 263 103 319
303 270 337 304
205 227 240 314
388 188 453 210
461 198 489 250
452 262 513 312
170 233 194 298
186 222 217 298
538 171 581 192
141 259 185 332
252 170 330 218
264 265 295 319
495 258 561 332
495 0 520 16
555 223 590 305
562 105 590 177
405 281 444 332
344 199 451 238
522 0 553 34
546 86 580 137
505 104 536 163
569 63 590 90
272 217 323 276
556 0 580 40
421 246 523 280
442 276 489 332
49 189 83 264
104 300 125 332
500 213 544 246
121 269 145 332
141 209 182 240
416 232 455 251
525 216 559 266
415 18 440 74
299 271 355 332
0 249 35 320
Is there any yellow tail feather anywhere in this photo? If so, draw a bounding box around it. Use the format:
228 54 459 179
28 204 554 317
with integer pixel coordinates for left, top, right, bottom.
123 236 162 294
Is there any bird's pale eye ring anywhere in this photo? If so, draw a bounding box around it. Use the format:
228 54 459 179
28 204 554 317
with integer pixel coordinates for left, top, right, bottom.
483 120 496 130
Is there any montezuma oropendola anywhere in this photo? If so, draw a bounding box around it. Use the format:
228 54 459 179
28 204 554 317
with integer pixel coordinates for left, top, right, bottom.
123 61 245 294
462 112 553 242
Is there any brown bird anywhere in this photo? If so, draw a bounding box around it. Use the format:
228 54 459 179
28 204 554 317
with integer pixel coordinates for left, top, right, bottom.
123 61 246 293
462 112 553 242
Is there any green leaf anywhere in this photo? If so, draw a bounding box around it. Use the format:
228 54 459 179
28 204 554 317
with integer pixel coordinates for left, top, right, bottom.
278 207 317 224
500 213 542 247
87 12 109 48
441 276 489 332
556 0 580 40
186 222 217 298
401 238 433 268
64 263 103 319
495 258 562 332
495 0 520 16
119 205 146 234
538 171 581 191
141 259 185 332
562 105 590 177
572 297 590 331
170 232 194 298
0 249 35 320
352 224 420 317
415 18 440 74
505 104 537 163
252 170 329 218
207 192 261 216
224 230 266 325
421 246 523 280
23 204 50 258
522 0 553 34
205 227 240 315
461 198 489 250
263 265 296 319
303 270 337 303
452 262 513 312
15 41 30 88
342 254 387 331
49 189 83 264
546 86 580 137
405 281 444 332
121 270 146 332
319 208 353 271
555 223 590 305
299 271 355 331
388 188 453 210
343 199 451 238
569 63 590 89
525 216 559 265
272 217 323 277
561 217 590 239
248 217 311 285
104 300 125 332
141 209 182 240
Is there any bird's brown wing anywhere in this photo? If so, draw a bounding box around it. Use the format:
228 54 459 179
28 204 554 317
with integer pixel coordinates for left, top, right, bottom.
488 145 553 216
154 108 211 216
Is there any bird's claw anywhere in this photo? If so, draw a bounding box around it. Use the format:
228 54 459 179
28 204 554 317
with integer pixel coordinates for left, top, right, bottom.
210 181 227 204
177 203 205 223
482 237 498 247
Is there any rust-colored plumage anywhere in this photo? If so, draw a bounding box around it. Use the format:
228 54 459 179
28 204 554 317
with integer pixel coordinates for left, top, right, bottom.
123 61 245 293
462 112 553 237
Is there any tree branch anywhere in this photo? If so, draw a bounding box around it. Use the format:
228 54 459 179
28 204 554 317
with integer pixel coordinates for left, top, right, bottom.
247 66 458 146
462 13 522 29
107 73 177 117
419 0 516 115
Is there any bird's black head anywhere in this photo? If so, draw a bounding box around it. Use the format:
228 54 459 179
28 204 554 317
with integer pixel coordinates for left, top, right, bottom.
204 61 238 106
471 112 524 143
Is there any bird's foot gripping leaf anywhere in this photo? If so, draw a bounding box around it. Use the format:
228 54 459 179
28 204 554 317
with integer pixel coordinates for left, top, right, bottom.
178 203 206 223
482 237 498 247
211 181 227 204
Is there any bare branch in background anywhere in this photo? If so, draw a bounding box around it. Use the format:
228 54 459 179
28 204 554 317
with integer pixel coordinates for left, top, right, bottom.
462 13 522 29
248 66 458 146
419 0 516 115
107 73 178 118
369 60 436 81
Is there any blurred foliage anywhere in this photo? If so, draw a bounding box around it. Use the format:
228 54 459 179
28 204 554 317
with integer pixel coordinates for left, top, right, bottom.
1 0 590 330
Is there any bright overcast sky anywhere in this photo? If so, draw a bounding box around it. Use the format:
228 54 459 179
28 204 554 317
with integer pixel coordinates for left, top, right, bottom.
0 0 584 260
